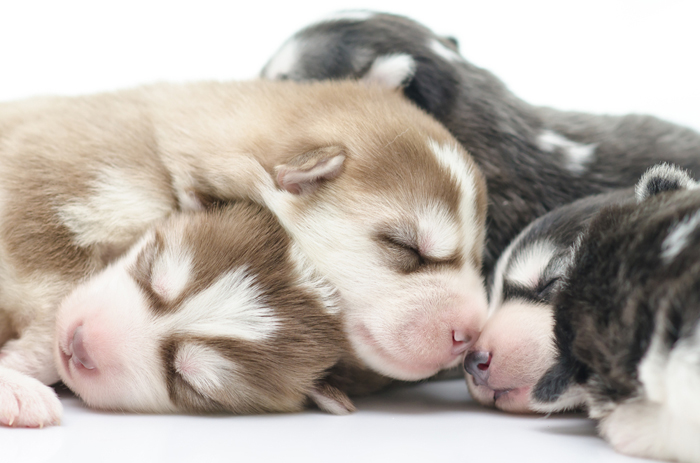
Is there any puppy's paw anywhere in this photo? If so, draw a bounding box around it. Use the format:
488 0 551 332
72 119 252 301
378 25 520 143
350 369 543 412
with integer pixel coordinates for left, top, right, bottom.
0 367 62 427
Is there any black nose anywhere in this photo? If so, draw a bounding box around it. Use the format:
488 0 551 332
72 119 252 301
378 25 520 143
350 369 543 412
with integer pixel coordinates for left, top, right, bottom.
464 351 491 386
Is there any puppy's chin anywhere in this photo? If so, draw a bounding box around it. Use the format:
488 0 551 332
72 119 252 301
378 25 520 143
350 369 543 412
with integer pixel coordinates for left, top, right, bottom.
466 375 538 413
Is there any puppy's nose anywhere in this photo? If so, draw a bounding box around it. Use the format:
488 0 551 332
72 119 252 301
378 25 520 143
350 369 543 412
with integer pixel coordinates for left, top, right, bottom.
464 351 491 386
71 326 96 370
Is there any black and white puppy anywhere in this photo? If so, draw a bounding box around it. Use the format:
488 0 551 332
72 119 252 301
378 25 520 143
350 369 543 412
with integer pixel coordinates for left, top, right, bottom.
262 11 700 275
464 188 634 412
532 164 700 462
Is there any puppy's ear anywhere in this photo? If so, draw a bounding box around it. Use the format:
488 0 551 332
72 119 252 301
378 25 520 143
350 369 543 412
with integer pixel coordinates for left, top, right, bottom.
635 163 697 202
307 381 356 415
443 36 460 50
362 53 416 89
275 146 346 195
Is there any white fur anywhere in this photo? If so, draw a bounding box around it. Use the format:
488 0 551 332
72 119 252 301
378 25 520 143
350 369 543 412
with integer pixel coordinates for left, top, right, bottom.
150 246 193 302
363 54 416 89
169 266 280 342
0 366 62 427
57 167 172 247
504 240 557 289
288 242 341 315
428 140 482 255
537 130 597 175
599 398 700 462
321 10 374 22
175 343 240 397
429 38 462 62
661 209 700 263
263 38 301 79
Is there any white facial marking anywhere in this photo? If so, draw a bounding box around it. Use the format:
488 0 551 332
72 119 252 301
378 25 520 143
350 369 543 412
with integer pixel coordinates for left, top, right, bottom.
417 203 460 260
661 209 700 263
321 10 374 22
167 266 279 342
288 241 341 315
57 168 172 247
363 54 416 89
537 130 597 175
428 139 480 253
175 343 239 395
263 38 301 79
150 247 193 302
505 240 557 289
429 38 462 62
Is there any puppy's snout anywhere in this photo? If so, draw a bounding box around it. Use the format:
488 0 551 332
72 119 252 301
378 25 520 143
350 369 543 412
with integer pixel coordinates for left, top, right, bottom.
464 351 491 386
71 326 96 370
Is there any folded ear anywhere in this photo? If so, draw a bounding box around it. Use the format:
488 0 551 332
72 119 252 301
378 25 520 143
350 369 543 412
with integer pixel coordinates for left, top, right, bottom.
307 381 356 415
361 53 416 89
635 163 697 202
275 146 346 195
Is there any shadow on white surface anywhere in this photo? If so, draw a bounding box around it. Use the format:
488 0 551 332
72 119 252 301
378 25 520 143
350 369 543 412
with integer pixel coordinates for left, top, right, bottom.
0 380 649 463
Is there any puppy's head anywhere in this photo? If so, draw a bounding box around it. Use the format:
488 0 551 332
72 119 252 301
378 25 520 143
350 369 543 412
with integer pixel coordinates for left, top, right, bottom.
253 83 489 381
55 202 356 415
533 163 699 412
262 11 463 120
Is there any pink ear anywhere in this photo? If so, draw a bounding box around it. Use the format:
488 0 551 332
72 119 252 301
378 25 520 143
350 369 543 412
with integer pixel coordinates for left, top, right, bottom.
275 146 346 195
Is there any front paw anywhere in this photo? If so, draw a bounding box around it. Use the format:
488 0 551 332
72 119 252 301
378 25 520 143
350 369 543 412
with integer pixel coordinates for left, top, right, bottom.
0 367 62 427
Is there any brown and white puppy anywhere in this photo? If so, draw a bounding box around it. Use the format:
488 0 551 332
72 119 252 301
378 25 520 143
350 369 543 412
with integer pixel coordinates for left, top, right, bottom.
54 201 371 418
55 202 354 415
0 79 488 426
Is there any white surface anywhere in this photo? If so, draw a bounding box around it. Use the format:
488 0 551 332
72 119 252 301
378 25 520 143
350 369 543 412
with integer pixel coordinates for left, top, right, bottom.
1 381 645 463
1 2 698 462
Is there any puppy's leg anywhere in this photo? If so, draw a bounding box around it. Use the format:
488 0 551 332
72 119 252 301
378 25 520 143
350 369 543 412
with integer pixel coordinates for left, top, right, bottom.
600 399 700 462
0 312 62 427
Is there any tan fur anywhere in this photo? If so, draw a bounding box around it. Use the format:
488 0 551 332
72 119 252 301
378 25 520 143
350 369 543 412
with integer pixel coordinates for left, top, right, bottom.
0 79 485 425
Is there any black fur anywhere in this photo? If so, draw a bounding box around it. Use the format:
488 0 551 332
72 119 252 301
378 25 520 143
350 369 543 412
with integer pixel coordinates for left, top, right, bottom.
263 12 700 276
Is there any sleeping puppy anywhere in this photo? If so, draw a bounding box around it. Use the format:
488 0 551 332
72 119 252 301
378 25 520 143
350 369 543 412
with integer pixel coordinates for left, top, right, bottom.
263 11 700 275
0 79 487 426
54 201 381 421
464 188 634 412
531 164 700 462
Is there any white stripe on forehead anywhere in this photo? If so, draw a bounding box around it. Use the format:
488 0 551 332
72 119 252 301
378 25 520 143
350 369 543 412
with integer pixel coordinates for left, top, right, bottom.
263 38 302 79
160 266 280 342
505 240 558 289
417 203 460 259
427 139 480 252
151 234 193 303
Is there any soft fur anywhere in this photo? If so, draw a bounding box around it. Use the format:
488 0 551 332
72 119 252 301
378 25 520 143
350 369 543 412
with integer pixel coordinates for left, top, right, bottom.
533 164 700 462
263 11 700 276
0 79 488 426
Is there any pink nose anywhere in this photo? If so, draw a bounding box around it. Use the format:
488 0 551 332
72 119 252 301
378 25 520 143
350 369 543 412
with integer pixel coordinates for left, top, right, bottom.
71 326 96 370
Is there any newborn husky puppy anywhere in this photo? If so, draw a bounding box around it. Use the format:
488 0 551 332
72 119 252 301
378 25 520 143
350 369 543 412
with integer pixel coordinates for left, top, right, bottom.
263 11 700 275
464 188 634 412
531 165 700 462
0 79 488 426
56 202 369 420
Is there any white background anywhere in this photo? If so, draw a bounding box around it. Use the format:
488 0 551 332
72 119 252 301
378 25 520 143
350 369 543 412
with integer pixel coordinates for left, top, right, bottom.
1 1 698 462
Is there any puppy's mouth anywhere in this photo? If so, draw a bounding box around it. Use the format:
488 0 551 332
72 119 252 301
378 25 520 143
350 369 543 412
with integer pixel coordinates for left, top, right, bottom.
467 376 534 412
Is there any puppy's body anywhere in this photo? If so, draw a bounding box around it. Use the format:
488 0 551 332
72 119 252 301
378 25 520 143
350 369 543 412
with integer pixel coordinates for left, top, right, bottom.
263 11 700 275
0 79 488 425
532 165 700 462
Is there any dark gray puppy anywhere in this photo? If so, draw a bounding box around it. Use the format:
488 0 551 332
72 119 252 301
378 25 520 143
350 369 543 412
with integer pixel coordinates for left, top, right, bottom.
262 11 700 276
533 164 700 462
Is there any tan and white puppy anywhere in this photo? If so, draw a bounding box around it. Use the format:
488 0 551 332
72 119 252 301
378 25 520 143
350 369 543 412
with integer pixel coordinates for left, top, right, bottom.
54 201 369 418
0 79 488 426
